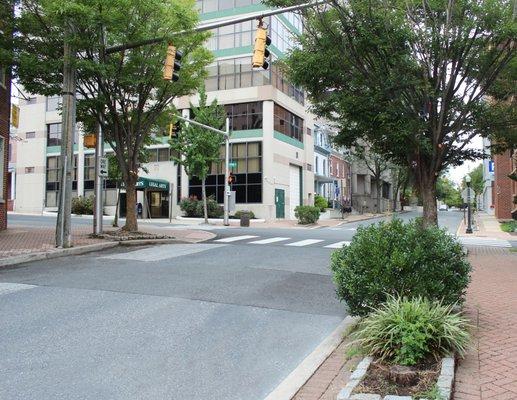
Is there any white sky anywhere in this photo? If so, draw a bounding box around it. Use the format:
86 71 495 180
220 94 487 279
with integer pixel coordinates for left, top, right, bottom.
446 135 483 186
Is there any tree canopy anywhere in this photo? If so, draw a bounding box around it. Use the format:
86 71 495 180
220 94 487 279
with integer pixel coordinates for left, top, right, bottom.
270 0 516 224
14 0 212 231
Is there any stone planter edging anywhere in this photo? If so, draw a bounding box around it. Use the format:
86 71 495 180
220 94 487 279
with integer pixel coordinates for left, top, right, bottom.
337 356 455 400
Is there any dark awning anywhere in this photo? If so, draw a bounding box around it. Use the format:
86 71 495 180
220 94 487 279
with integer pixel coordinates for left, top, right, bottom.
135 177 170 191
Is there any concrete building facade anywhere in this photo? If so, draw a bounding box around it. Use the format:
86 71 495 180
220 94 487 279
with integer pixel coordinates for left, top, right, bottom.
12 2 319 221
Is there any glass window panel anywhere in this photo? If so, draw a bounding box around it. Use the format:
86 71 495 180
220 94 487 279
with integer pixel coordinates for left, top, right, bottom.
218 34 234 50
158 148 170 161
235 0 251 7
236 160 246 173
247 142 260 156
205 77 218 91
247 157 260 172
204 0 217 12
247 184 262 203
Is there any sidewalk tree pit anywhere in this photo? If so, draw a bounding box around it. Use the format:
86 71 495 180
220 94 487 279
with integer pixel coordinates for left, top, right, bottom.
331 219 471 397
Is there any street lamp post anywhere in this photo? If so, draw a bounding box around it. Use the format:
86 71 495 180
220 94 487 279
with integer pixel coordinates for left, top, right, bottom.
465 175 473 234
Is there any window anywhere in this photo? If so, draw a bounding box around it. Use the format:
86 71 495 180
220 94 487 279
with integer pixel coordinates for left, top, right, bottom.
26 131 35 139
306 127 312 136
25 167 35 174
46 96 62 112
224 102 262 131
274 104 304 142
147 147 171 163
47 123 62 146
196 0 257 13
84 154 95 189
307 163 312 172
205 56 272 92
189 141 262 204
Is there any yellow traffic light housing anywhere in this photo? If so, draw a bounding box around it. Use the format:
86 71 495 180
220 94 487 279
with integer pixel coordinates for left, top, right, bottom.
252 24 271 70
164 43 182 81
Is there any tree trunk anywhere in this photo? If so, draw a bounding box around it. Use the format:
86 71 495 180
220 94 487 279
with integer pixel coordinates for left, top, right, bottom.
392 188 398 212
376 179 382 213
202 178 208 224
113 187 120 227
123 181 138 232
421 178 438 226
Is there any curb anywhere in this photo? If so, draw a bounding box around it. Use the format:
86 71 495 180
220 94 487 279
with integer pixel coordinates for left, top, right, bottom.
0 242 119 268
0 233 217 268
263 315 359 400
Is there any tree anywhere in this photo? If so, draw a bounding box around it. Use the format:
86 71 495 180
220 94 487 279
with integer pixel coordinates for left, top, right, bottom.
270 0 515 225
14 0 212 232
347 145 389 213
390 165 410 212
462 164 484 196
436 176 462 208
169 88 226 223
107 154 123 227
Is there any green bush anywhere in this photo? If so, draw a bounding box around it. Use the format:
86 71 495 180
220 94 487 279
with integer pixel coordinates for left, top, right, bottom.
295 205 320 224
500 220 517 233
179 195 223 218
353 296 470 366
314 194 329 212
234 210 255 219
71 196 94 215
330 218 471 316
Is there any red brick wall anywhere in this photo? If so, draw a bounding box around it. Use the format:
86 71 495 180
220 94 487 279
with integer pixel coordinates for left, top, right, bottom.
493 151 513 220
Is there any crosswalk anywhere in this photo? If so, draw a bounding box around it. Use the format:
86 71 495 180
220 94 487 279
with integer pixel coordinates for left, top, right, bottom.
213 233 514 249
214 235 351 249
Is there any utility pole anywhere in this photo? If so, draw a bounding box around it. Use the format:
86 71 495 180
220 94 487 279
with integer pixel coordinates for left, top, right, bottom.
55 24 76 248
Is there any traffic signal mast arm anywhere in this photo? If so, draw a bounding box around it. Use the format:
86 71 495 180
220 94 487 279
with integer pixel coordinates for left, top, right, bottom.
104 0 328 55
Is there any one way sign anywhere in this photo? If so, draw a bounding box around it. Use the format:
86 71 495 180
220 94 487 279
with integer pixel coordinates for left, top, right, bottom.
99 157 108 177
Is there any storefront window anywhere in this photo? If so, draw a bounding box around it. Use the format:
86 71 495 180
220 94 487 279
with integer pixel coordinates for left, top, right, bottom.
224 102 263 130
274 104 304 142
189 141 262 204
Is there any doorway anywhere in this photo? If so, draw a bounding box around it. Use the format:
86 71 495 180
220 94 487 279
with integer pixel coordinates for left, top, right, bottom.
275 189 285 219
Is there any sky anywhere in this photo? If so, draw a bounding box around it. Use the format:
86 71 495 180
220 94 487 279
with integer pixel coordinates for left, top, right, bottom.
446 135 484 186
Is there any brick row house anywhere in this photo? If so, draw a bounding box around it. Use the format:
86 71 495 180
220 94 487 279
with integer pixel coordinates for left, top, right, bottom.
493 149 517 220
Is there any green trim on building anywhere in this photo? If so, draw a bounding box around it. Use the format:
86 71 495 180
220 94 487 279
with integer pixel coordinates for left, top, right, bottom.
230 129 263 139
200 4 268 21
268 44 284 59
277 14 301 35
274 131 304 149
213 46 253 58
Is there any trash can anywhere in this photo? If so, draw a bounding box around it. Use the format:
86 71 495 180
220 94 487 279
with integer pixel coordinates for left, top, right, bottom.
240 212 251 227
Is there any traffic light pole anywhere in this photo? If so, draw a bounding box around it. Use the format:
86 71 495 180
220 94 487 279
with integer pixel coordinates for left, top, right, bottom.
172 114 231 225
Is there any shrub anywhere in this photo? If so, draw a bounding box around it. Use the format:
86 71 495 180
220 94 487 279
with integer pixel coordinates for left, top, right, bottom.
314 194 329 212
295 205 320 224
179 196 200 217
179 195 223 218
500 220 517 233
234 210 255 219
353 296 470 366
330 218 471 316
71 196 94 215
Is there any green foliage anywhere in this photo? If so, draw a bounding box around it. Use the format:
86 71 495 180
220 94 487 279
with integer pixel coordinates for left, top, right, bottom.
179 196 223 218
314 194 329 212
500 221 517 233
436 177 462 208
294 205 320 224
234 210 255 219
71 196 94 215
353 296 470 366
462 164 484 196
270 0 515 224
14 0 212 231
330 218 471 316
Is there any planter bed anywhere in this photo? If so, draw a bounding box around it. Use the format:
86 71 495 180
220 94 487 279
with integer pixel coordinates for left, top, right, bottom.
337 356 455 400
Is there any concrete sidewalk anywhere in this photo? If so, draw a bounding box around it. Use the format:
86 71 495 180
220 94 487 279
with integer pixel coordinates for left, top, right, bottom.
457 212 515 240
454 247 517 400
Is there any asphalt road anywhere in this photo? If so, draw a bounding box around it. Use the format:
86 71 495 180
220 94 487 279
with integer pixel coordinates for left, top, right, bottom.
0 210 480 400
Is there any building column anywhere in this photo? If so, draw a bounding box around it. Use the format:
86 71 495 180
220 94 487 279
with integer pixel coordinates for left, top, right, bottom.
77 126 84 197
262 100 275 220
180 108 190 199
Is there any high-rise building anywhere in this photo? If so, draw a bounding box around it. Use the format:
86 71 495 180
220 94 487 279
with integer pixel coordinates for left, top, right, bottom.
13 2 319 220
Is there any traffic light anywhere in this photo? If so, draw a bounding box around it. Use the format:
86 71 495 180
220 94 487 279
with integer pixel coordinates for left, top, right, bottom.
228 173 236 185
168 121 181 138
163 43 182 81
252 24 271 70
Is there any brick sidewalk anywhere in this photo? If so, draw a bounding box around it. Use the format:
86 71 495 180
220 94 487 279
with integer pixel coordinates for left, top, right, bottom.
0 223 215 259
454 247 517 400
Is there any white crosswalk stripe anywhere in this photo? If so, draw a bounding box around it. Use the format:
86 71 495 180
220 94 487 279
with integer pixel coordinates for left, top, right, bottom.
285 239 324 247
249 237 291 244
215 235 259 243
457 237 512 248
324 241 351 249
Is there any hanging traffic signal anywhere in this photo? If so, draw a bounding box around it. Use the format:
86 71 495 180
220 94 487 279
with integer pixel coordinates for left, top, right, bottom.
252 24 271 70
163 43 182 81
228 173 236 185
168 121 181 138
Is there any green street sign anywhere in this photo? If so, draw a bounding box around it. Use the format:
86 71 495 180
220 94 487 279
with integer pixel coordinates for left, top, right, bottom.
228 161 237 168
